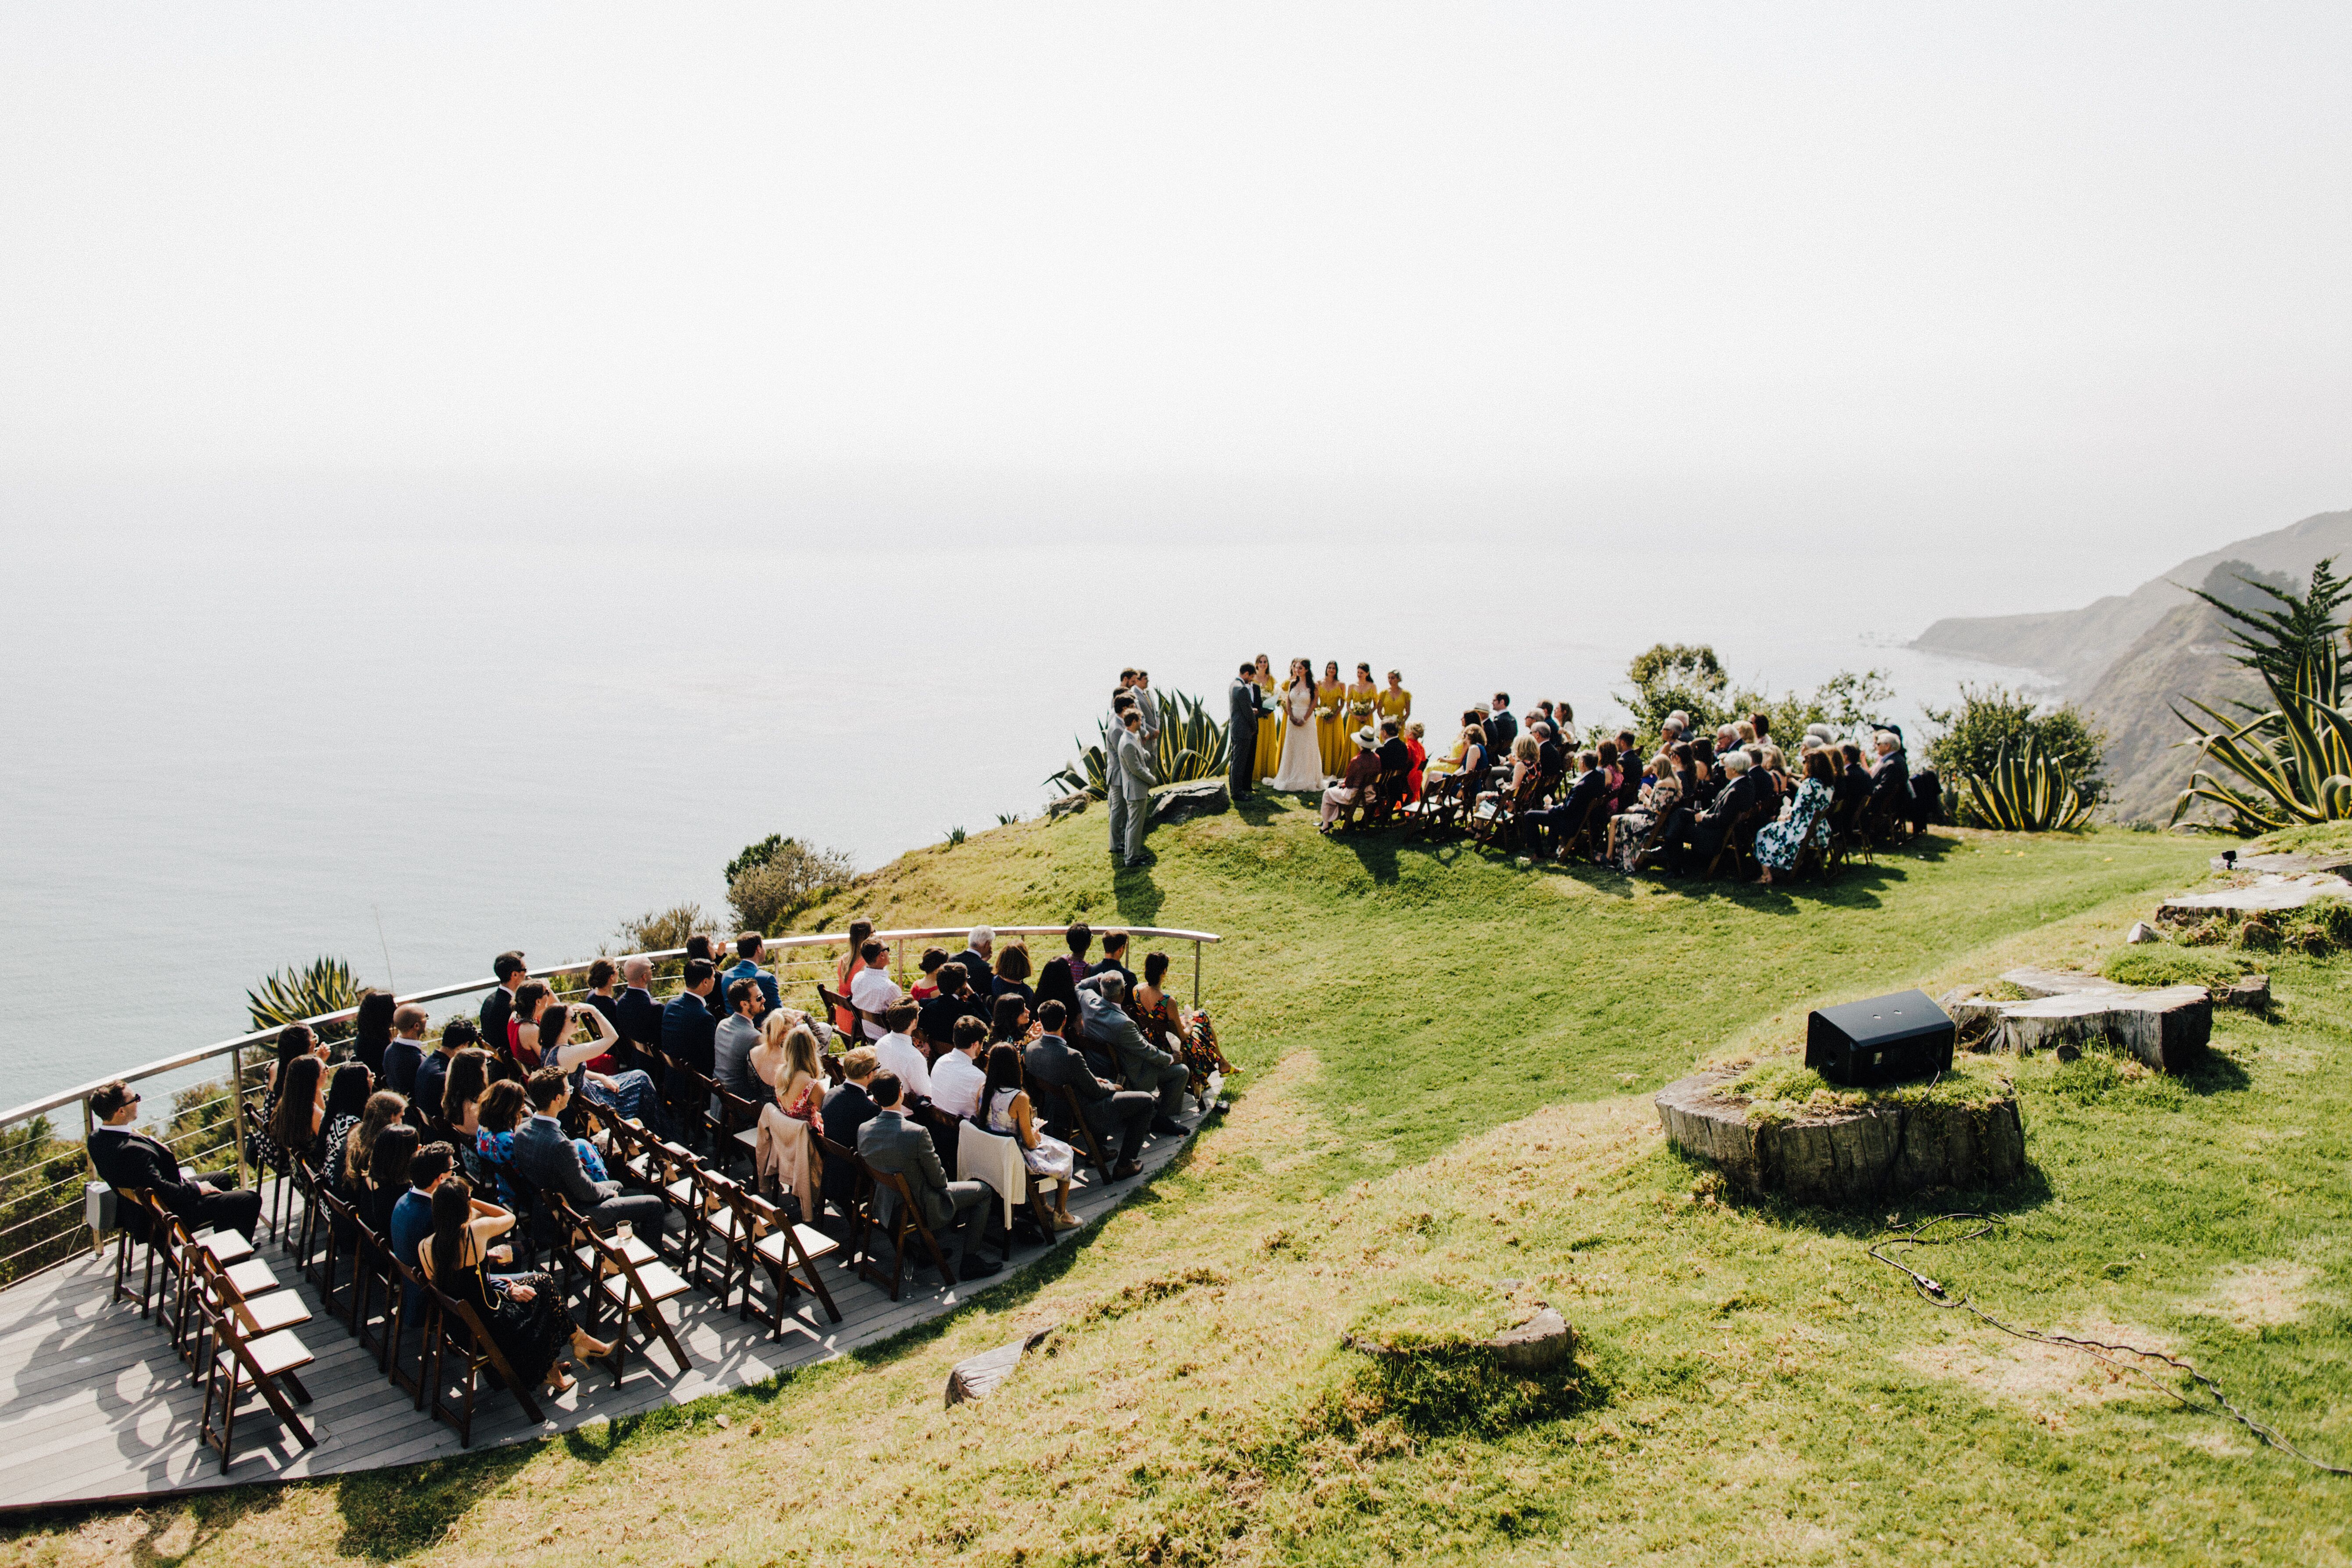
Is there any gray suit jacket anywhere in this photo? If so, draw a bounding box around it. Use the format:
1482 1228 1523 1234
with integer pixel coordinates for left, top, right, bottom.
1075 974 1176 1083
513 1114 617 1214
1111 727 1154 800
856 1107 954 1230
713 1013 763 1101
1137 686 1162 738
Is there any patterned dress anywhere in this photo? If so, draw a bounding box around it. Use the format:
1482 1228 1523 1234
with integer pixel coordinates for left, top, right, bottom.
1754 777 1833 872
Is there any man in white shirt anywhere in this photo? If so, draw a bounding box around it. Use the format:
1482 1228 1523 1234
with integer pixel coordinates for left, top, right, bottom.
871 1002 932 1102
926 1017 990 1120
847 938 903 1042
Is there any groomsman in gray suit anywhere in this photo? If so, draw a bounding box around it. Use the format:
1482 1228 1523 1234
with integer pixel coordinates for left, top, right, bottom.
1111 707 1155 867
1106 690 1137 858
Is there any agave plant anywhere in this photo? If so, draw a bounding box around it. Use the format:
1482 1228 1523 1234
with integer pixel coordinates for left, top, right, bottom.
2171 640 2352 832
1962 736 2093 831
245 955 360 1041
1046 686 1230 800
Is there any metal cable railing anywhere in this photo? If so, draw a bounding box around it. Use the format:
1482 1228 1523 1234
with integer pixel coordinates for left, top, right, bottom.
0 923 1220 1290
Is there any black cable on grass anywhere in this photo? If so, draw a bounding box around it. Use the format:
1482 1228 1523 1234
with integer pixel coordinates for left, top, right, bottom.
1868 1212 2348 1476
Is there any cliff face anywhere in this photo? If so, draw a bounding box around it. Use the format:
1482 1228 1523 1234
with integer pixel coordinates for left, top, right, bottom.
1914 507 2352 822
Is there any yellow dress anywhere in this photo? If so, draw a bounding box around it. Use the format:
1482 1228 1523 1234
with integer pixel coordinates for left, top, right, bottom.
1377 686 1412 732
1316 680 1348 775
1344 681 1379 748
1252 675 1281 780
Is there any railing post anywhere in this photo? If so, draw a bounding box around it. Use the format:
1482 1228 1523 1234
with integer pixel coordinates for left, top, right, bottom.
81 1100 99 1255
229 1042 249 1191
895 938 906 983
1192 940 1202 1011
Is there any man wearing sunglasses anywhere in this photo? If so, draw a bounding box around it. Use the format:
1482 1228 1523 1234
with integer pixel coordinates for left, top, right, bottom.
86 1080 262 1243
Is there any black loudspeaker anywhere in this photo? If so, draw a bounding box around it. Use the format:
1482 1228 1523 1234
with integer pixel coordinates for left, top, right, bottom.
1805 989 1954 1087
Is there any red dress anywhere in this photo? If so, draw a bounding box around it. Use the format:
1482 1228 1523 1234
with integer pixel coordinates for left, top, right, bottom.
1405 738 1428 802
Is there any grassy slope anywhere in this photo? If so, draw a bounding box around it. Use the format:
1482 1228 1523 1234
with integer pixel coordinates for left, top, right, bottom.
13 804 2352 1568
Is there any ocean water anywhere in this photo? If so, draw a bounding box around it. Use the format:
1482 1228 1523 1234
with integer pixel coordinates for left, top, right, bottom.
0 474 2051 1111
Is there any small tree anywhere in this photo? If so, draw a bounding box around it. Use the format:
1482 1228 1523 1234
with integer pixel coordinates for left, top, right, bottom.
1616 642 1891 755
614 902 707 954
1925 684 2108 811
2185 556 2351 700
726 839 857 933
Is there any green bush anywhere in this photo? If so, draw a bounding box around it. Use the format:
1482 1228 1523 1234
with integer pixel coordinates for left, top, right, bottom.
614 902 707 954
1613 643 1891 754
726 839 856 933
1924 684 2107 810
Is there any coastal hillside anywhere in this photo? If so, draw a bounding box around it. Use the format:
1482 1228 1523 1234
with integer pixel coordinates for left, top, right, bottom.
1915 506 2352 821
14 804 2350 1568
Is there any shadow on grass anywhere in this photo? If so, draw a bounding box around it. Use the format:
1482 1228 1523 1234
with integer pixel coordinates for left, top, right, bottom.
1113 862 1164 924
4 1486 295 1568
331 1444 536 1560
1658 1140 2059 1240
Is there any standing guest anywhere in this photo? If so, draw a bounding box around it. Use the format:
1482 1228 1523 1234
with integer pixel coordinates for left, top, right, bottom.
1319 727 1384 832
479 953 527 1058
1377 669 1413 734
353 990 397 1076
1110 707 1155 869
1131 667 1163 742
1316 660 1350 777
832 919 876 1034
719 933 783 1017
514 1069 667 1234
1229 660 1266 799
855 1073 999 1278
951 928 995 1001
713 979 767 1100
929 1016 991 1120
1104 689 1138 859
1485 693 1518 759
420 1176 613 1398
981 1043 1080 1232
848 939 904 1041
1076 972 1191 1133
817 1047 882 1223
871 1002 932 1103
909 947 950 1001
1023 1001 1152 1179
317 1064 375 1189
1403 721 1429 804
991 941 1036 1012
381 1005 430 1098
265 1055 327 1171
87 1081 263 1242
1344 664 1380 745
415 1018 473 1129
613 957 667 1079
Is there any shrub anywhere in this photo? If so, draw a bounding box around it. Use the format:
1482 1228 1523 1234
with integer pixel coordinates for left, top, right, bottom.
2172 560 2352 833
614 902 707 954
1925 685 2107 810
1615 644 1892 754
727 840 856 933
245 956 359 1043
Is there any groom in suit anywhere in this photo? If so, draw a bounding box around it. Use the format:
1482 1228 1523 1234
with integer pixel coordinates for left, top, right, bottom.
1111 707 1155 867
1228 661 1263 800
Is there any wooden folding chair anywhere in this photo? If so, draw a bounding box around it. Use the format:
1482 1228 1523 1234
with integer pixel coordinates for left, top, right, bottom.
309 1184 362 1327
1051 1084 1119 1182
385 1254 436 1405
161 1202 271 1364
560 1193 693 1381
715 1180 844 1333
191 1248 316 1472
423 1279 545 1446
109 1186 171 1318
347 1217 397 1359
812 1130 868 1231
240 1101 292 1247
857 1163 956 1301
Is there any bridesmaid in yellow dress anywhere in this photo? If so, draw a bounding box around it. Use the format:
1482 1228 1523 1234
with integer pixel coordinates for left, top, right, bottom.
1377 669 1413 733
1251 654 1282 782
1345 664 1380 749
1316 660 1349 776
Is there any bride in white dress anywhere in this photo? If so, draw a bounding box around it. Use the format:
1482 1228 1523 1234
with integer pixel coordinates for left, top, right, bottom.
1271 657 1327 790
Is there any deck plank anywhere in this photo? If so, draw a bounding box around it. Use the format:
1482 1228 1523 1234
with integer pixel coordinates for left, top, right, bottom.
0 1104 1210 1510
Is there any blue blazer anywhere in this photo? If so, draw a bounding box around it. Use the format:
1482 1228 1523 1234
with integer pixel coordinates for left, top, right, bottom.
717 959 782 1016
661 991 718 1075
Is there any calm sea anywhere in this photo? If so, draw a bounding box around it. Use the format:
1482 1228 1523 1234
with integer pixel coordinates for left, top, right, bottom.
0 473 2050 1110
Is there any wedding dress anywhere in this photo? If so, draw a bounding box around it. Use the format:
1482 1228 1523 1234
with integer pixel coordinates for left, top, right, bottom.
1271 682 1327 790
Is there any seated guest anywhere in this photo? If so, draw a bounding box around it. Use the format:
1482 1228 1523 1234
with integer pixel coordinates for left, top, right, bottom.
951 928 996 1002
502 980 551 1068
1612 732 1644 813
317 1062 373 1186
713 979 766 1100
1075 971 1191 1134
420 1175 613 1398
1688 739 1720 806
855 1073 999 1277
1023 1000 1152 1179
1319 727 1383 832
980 1043 1079 1232
660 960 721 1121
1376 719 1411 796
581 958 623 1058
361 1123 419 1235
909 947 950 1001
1756 745 1839 885
335 1087 405 1200
929 1016 991 1120
413 1017 475 1130
1524 749 1607 860
514 1068 669 1234
1608 751 1683 872
533 1001 664 1129
441 1048 498 1186
1836 740 1872 816
87 1080 263 1243
471 1080 536 1213
746 1001 830 1090
1133 951 1226 1109
381 1005 430 1098
1403 721 1428 803
991 941 1036 1012
1760 743 1792 804
265 1055 327 1173
1485 693 1517 757
817 1048 881 1222
872 1001 932 1102
1655 749 1766 874
353 988 397 1077
478 951 528 1060
753 1025 827 1209
917 962 989 1052
719 932 783 1017
389 1141 455 1274
614 957 668 1078
848 939 904 1041
1032 922 1094 1026
991 994 1038 1047
1868 728 1912 828
1096 931 1138 998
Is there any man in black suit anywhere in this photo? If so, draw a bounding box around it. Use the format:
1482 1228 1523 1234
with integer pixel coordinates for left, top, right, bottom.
1229 661 1265 800
659 960 720 1129
1867 729 1912 837
1023 1002 1152 1179
1523 749 1608 860
816 1047 882 1224
918 962 991 1051
513 1069 669 1233
950 928 995 1001
615 956 669 1082
1485 693 1517 760
479 951 527 1055
1533 721 1567 785
1094 931 1138 999
1686 751 1769 871
86 1081 262 1242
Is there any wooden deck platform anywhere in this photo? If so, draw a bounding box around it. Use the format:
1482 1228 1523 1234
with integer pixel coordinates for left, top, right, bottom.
0 1108 1211 1513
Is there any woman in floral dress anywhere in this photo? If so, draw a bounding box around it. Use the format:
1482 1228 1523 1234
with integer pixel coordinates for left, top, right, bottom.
1754 747 1837 885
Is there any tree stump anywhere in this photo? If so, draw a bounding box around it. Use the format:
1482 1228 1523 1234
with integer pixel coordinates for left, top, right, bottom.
1654 1071 2026 1206
2158 873 2352 924
1941 969 2211 1072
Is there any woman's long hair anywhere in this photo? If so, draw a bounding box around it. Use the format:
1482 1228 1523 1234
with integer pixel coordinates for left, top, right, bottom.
321 1061 373 1128
368 1123 419 1196
269 1055 324 1157
990 994 1028 1042
274 1023 316 1073
537 1004 572 1059
1288 658 1314 697
442 1048 492 1124
1142 951 1171 990
346 1089 408 1176
476 1079 528 1136
427 1176 473 1287
781 1026 822 1094
981 1043 1024 1108
354 990 396 1062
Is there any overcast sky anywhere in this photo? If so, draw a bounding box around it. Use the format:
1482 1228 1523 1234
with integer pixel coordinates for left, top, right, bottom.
3 5 2348 607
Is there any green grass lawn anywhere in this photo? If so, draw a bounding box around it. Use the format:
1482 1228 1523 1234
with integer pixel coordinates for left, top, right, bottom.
13 803 2350 1567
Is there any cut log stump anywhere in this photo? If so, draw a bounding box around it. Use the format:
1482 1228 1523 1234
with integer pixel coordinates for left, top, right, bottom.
1654 1071 2025 1207
1941 969 2210 1072
2158 873 2352 924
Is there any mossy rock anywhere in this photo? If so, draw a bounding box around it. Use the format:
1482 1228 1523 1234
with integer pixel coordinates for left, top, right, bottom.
1656 1066 2025 1206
